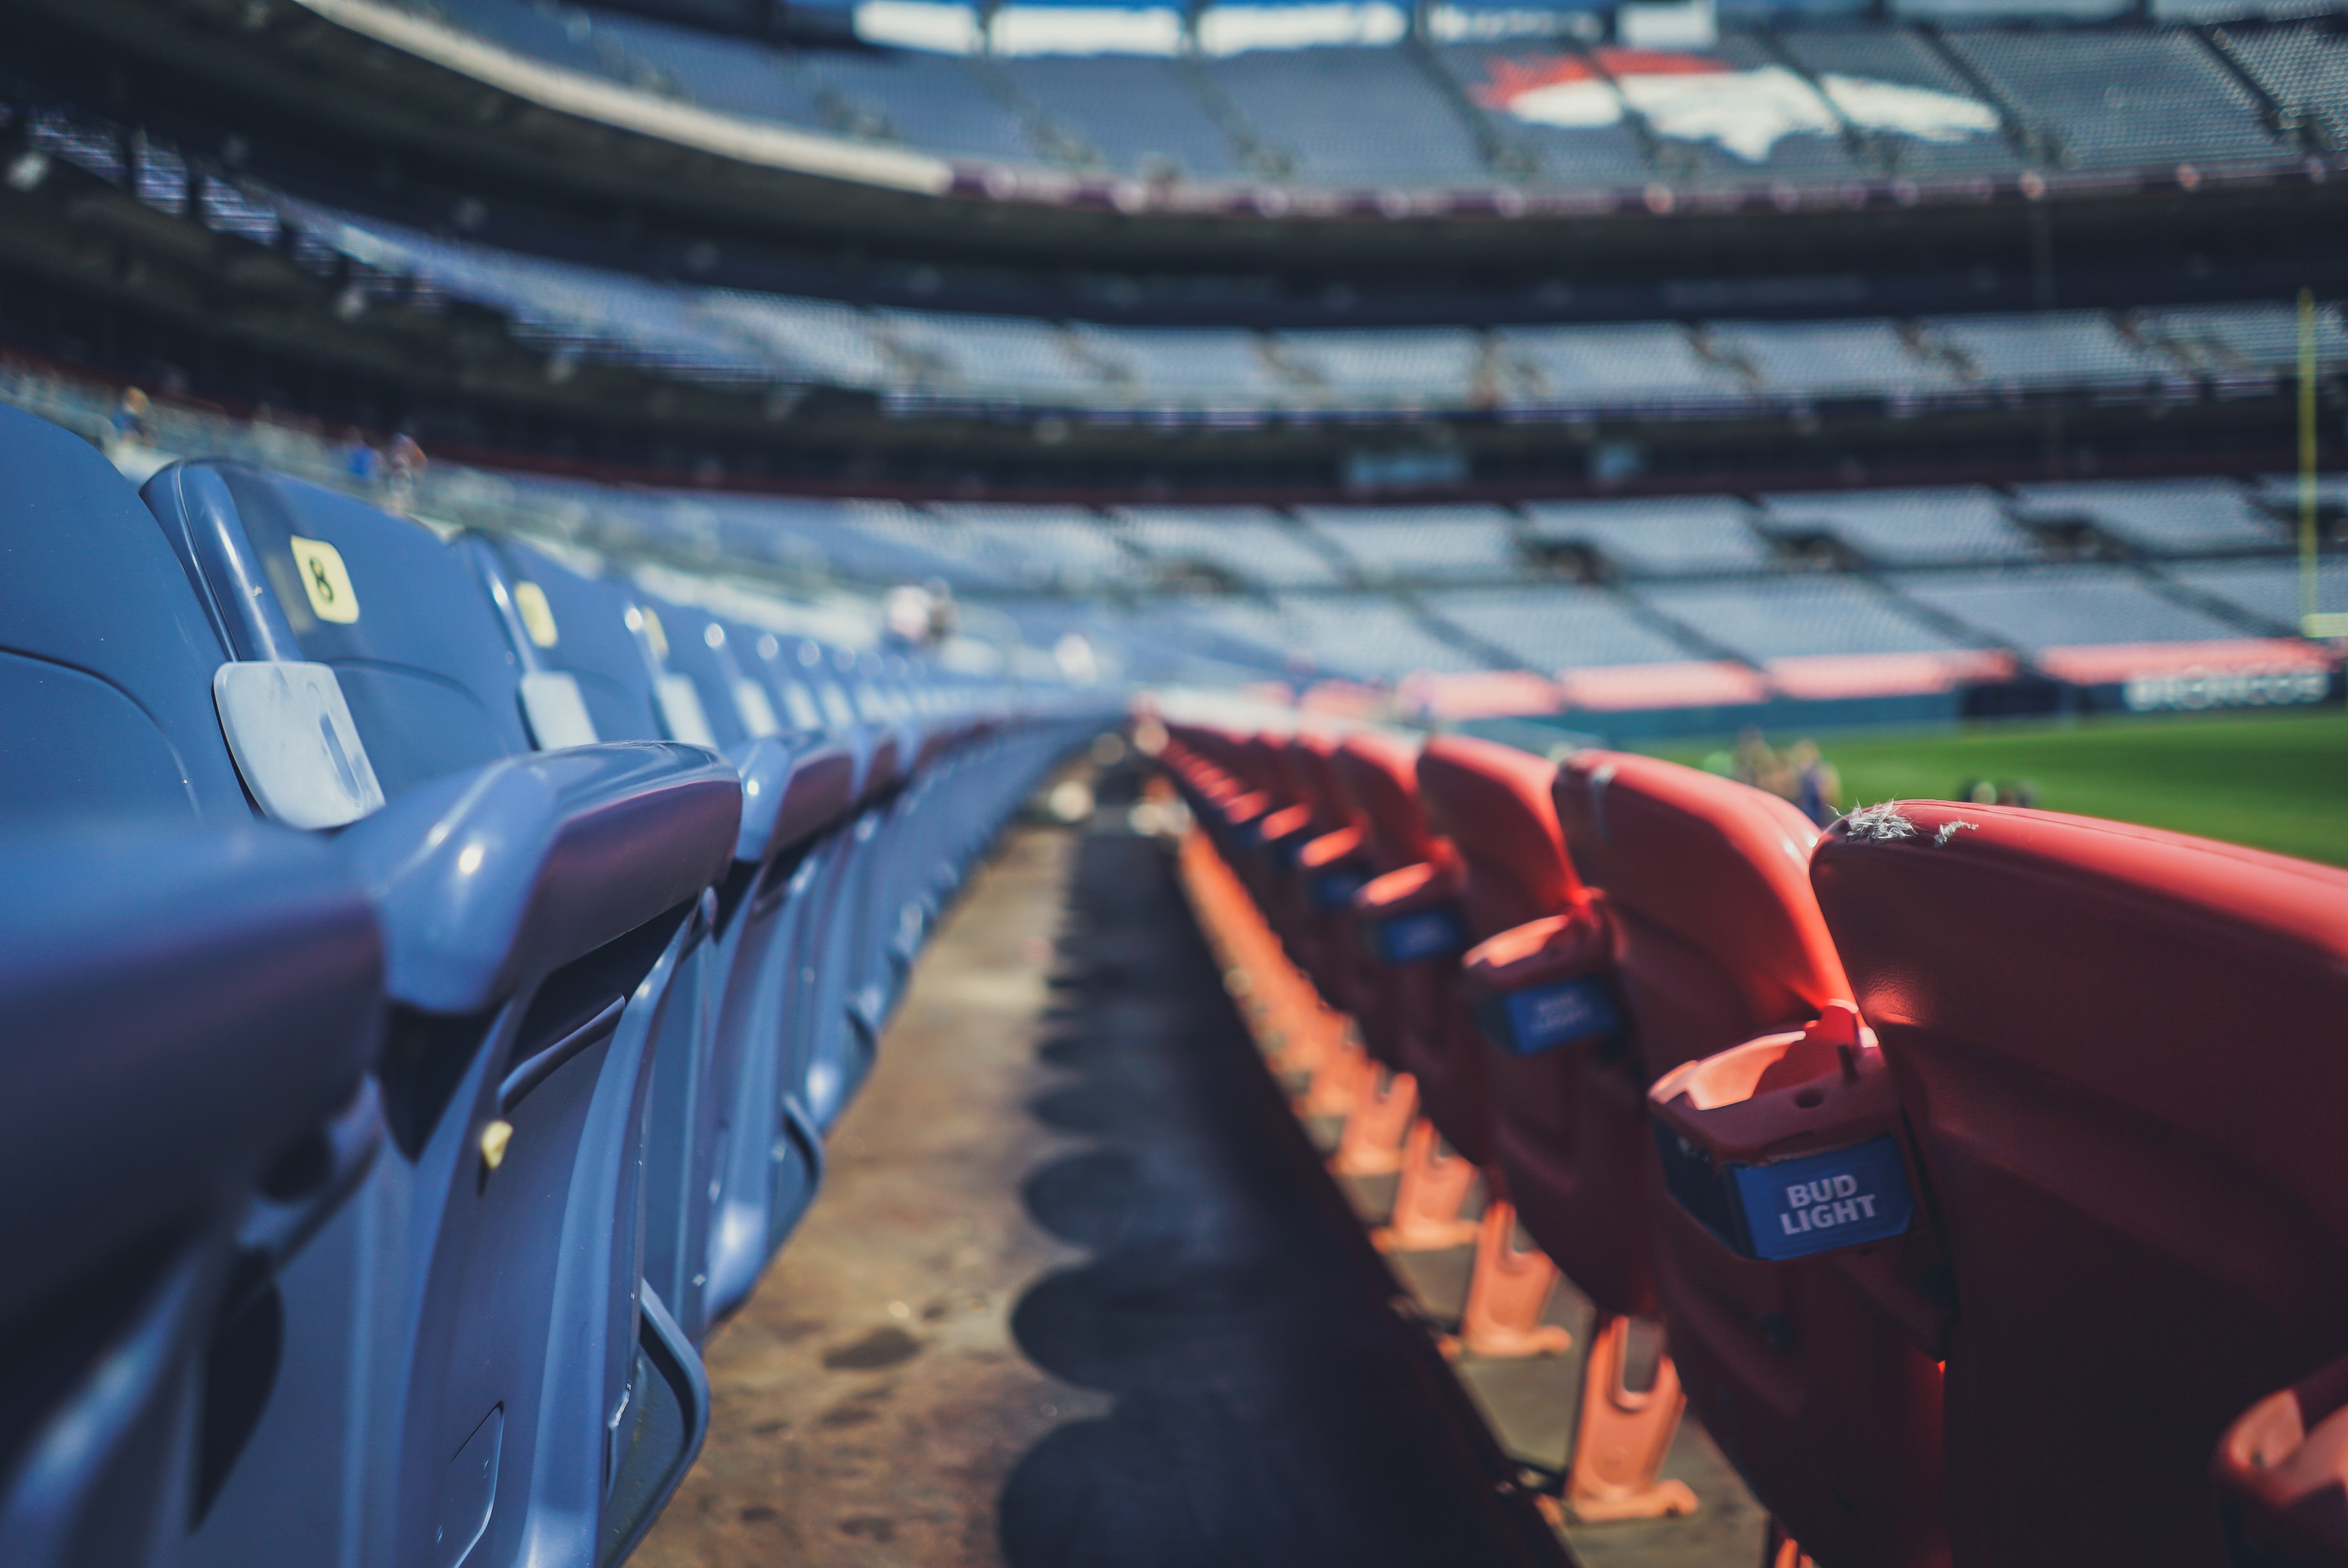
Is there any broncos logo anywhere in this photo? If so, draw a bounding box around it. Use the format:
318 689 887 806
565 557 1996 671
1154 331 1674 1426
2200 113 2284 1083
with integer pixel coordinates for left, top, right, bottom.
1478 48 1999 162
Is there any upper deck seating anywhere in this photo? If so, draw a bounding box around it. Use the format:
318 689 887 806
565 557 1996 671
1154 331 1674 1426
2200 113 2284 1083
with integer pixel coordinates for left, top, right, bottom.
1193 595 1481 681
1424 585 1697 673
795 48 1043 163
996 56 1248 178
2008 479 2284 555
1891 565 2248 651
1272 331 1486 406
1297 504 1525 583
1811 801 2348 1567
2168 557 2348 634
1922 312 2176 392
1758 487 2043 566
1495 324 1752 410
1197 46 1491 182
1708 319 1960 402
1115 507 1346 590
1777 28 2022 178
1940 29 2279 171
1522 497 1777 577
1638 576 1969 662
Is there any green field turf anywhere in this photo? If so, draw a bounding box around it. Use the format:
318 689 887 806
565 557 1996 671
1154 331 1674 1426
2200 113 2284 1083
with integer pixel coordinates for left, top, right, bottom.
1642 708 2348 868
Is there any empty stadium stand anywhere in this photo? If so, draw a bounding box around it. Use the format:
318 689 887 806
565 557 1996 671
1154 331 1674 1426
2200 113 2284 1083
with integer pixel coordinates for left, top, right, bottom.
9 0 2348 1557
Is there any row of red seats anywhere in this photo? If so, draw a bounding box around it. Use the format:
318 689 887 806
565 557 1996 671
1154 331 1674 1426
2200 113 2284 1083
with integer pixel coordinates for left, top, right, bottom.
1156 719 2348 1568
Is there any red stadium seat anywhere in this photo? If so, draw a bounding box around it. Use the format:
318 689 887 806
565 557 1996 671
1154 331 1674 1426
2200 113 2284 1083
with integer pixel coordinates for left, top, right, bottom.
1557 751 1945 1557
1812 801 2348 1568
1324 732 1483 1230
1412 737 1586 1360
1329 732 1443 1071
1413 736 1583 1168
1283 730 1371 1003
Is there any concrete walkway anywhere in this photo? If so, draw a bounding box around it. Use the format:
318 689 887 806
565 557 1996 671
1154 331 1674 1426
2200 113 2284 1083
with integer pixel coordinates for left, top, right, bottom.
636 799 1562 1567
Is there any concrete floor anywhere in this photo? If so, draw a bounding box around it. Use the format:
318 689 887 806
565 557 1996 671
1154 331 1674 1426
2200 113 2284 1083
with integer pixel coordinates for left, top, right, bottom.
637 803 1566 1567
635 822 1103 1568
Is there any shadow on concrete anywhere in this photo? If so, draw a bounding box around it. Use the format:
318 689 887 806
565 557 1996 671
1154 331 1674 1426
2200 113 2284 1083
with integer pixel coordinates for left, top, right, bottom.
998 826 1572 1568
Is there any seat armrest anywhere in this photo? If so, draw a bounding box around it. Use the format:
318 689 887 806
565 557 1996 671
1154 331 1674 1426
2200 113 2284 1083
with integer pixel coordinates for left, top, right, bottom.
779 746 864 859
1259 803 1315 842
1352 860 1469 965
1298 827 1369 910
1649 1005 1920 1265
1461 906 1619 1057
1224 790 1271 827
1353 860 1461 917
1462 907 1609 991
733 737 857 862
337 742 740 1014
0 826 382 1324
1297 826 1363 870
2216 1357 2348 1568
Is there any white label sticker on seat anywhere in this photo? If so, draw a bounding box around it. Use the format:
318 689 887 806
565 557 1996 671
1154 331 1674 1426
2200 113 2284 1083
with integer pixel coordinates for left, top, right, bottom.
213 660 385 829
519 671 599 750
733 679 781 739
783 682 822 734
656 673 718 749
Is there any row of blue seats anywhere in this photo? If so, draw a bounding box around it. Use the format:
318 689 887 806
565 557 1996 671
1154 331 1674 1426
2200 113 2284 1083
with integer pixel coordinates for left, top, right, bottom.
0 404 1113 1568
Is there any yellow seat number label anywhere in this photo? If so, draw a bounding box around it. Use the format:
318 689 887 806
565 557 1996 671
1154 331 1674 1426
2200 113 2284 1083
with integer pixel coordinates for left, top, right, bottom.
513 580 559 648
289 535 359 624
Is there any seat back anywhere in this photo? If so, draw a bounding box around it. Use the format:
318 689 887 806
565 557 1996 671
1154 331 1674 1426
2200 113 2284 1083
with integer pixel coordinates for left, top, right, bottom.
1293 731 1361 836
643 596 765 750
143 462 529 797
1419 737 1581 939
1406 736 1580 1167
1556 752 1845 1074
1327 731 1439 1069
1559 753 1945 1568
0 408 249 823
1237 733 1293 802
466 536 663 743
1813 802 2348 1568
1331 732 1436 876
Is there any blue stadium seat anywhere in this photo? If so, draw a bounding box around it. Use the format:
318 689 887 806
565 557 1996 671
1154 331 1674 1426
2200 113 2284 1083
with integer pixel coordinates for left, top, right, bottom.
137 457 743 1568
0 401 1103 1568
461 541 863 1332
0 825 381 1568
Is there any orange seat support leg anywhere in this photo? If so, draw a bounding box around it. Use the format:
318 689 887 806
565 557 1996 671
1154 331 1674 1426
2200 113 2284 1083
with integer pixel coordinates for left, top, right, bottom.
1446 1199 1573 1360
1331 1066 1417 1176
1292 1028 1367 1118
1558 1314 1698 1523
1759 1519 1816 1568
1269 999 1343 1079
1372 1119 1480 1253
